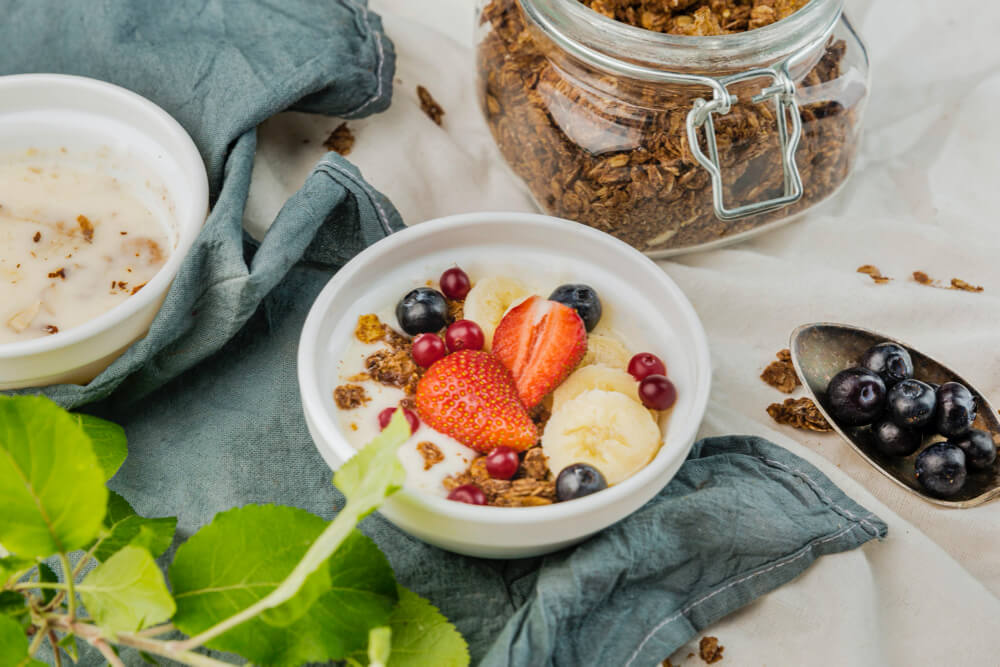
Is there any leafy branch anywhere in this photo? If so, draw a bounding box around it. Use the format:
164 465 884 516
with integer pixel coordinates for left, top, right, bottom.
0 396 469 666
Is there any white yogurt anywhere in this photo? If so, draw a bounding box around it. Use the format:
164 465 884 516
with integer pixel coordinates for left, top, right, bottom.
333 270 645 497
0 148 171 344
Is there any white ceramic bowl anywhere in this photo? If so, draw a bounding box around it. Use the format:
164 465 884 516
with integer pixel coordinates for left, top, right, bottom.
298 212 711 558
0 74 209 389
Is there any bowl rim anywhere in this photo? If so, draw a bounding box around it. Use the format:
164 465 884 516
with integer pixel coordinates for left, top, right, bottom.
298 211 712 524
0 73 208 359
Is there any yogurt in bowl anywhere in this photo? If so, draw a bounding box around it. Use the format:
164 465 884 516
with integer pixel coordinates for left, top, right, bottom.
330 265 675 506
0 74 208 389
298 212 712 558
1 146 173 344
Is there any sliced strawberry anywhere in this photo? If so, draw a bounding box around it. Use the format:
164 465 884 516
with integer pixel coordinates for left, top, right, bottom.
415 350 537 453
491 296 588 408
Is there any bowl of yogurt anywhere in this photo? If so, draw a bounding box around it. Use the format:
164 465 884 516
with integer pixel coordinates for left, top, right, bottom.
298 212 712 558
0 74 208 389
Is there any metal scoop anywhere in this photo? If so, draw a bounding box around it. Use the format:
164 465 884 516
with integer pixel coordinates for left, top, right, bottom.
790 323 1000 508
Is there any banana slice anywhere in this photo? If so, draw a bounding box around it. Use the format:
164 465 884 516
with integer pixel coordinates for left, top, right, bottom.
462 276 530 350
552 364 640 413
542 389 661 485
579 334 630 370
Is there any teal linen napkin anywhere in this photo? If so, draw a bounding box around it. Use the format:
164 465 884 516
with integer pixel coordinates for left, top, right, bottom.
0 2 887 665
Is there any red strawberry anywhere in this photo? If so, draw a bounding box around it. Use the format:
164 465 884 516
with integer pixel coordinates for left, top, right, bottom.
491 296 588 409
415 350 537 453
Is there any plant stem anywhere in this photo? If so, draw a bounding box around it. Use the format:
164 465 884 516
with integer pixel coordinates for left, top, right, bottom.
93 639 125 667
58 553 76 621
27 624 47 656
45 541 99 613
47 616 232 667
47 630 62 667
135 622 176 637
14 582 66 591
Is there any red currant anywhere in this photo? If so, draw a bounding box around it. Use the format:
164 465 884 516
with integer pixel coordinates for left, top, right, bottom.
445 320 485 353
411 333 446 368
485 446 519 480
628 352 667 382
378 407 420 434
447 484 486 505
440 267 471 300
638 375 677 410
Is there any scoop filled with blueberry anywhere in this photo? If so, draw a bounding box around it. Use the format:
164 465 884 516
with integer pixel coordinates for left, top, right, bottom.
822 340 998 500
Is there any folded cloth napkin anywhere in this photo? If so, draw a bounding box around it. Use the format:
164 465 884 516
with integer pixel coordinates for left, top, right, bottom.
1 2 886 666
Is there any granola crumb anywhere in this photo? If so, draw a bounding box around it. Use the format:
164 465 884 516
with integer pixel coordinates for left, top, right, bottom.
333 384 370 409
77 214 94 242
399 396 417 411
350 422 358 431
662 661 673 667
417 85 445 126
950 277 984 293
48 268 66 280
761 349 800 394
699 636 724 664
365 346 422 395
521 447 551 481
32 231 41 243
446 298 464 323
417 441 445 470
43 324 58 335
767 397 833 432
355 313 386 343
857 265 890 284
323 122 355 156
912 271 984 293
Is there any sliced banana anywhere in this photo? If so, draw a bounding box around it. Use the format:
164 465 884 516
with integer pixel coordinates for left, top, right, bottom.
462 276 530 350
552 364 640 413
542 389 661 485
579 334 630 370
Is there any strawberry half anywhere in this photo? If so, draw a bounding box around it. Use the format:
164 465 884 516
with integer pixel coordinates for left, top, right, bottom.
415 350 537 453
491 296 588 409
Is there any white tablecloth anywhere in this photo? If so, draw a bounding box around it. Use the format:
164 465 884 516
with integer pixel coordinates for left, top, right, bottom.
246 1 1000 663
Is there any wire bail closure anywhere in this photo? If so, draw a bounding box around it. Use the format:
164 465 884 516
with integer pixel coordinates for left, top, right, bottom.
686 65 804 221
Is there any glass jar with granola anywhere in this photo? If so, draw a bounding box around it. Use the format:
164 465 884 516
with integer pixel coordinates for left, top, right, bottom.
476 0 869 256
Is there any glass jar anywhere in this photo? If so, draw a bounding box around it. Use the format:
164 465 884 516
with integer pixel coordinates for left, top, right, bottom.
476 0 869 256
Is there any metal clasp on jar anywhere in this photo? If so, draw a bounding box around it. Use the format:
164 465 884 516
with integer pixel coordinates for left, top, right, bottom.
686 65 804 221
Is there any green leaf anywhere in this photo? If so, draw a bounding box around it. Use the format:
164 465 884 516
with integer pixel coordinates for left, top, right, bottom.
93 492 176 563
334 409 408 518
36 563 57 606
0 614 46 666
56 634 79 663
171 505 397 665
78 546 175 634
385 588 469 667
75 414 127 482
0 396 108 558
0 556 34 586
0 591 28 628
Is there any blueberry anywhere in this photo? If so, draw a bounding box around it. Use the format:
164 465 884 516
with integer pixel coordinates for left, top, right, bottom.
555 463 608 501
934 382 977 437
826 367 886 426
872 419 922 457
886 379 936 429
914 442 967 497
949 429 997 470
549 284 602 332
396 288 448 335
859 342 914 388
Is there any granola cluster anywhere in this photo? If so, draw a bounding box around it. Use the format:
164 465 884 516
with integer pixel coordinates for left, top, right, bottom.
444 447 557 507
579 0 808 35
477 0 859 252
